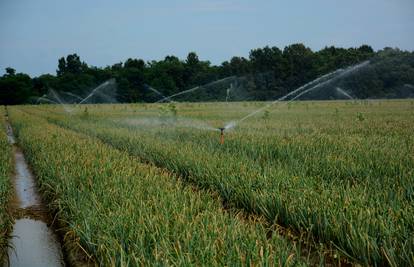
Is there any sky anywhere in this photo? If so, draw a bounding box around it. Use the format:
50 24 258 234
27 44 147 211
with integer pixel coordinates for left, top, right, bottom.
1 0 413 77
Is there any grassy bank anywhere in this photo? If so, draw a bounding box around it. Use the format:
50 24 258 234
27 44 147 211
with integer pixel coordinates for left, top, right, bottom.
0 107 13 262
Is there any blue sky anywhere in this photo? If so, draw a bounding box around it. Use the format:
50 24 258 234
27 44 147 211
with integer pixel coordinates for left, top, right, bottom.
1 0 413 76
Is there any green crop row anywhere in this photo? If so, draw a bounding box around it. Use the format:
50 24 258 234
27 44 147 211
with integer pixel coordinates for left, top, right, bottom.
0 107 13 262
8 108 308 266
33 101 414 266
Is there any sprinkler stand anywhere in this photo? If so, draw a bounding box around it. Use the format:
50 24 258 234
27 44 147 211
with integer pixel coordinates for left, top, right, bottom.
219 127 225 145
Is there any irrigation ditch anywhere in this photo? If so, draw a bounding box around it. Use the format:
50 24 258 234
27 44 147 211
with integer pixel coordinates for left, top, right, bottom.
3 110 94 267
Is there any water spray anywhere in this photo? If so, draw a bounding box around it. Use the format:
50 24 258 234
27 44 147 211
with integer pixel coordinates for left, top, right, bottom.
223 60 370 130
155 76 237 103
78 79 116 104
218 127 225 144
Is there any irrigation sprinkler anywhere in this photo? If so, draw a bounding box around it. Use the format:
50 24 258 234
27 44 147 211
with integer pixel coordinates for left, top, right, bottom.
219 127 225 145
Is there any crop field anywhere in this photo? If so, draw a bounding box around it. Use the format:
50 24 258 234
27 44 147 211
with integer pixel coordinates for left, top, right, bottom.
7 108 305 266
4 100 414 266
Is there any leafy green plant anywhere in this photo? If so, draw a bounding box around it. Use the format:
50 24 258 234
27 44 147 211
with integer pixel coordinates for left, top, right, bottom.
356 112 365 121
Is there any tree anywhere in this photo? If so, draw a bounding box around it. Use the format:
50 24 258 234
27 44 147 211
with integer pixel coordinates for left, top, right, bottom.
358 45 374 55
57 57 66 76
249 46 286 96
186 52 200 66
66 54 84 74
124 58 145 69
283 43 316 88
145 56 186 97
0 69 33 105
1 44 413 105
57 54 86 76
222 56 250 76
5 67 16 76
32 74 57 96
249 46 284 75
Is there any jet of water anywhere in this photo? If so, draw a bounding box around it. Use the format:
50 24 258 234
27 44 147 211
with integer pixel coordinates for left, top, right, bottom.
226 83 234 102
155 76 236 103
61 91 84 102
50 89 73 113
280 62 368 101
336 87 354 99
155 86 202 103
289 62 368 102
146 85 167 98
225 61 370 130
120 117 219 132
78 79 116 104
144 85 179 103
93 89 118 103
36 97 59 104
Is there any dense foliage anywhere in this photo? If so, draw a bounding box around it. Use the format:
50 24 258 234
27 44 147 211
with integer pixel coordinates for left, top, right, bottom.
1 44 413 105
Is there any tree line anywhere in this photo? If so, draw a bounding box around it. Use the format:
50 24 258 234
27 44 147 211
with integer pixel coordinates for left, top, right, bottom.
1 43 413 105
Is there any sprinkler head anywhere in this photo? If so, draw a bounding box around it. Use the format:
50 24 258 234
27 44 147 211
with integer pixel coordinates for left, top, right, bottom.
218 127 225 144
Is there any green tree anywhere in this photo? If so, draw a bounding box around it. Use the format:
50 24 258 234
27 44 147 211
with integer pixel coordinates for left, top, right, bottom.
5 67 16 76
32 74 57 96
0 69 33 105
57 53 86 76
283 43 317 88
